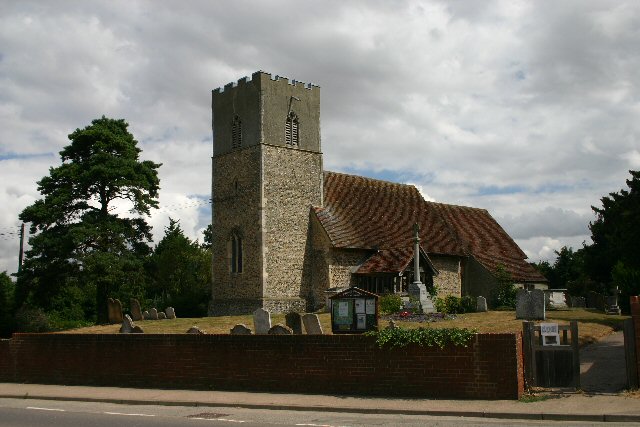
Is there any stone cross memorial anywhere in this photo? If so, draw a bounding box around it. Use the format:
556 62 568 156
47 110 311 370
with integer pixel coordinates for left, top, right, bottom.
253 308 272 334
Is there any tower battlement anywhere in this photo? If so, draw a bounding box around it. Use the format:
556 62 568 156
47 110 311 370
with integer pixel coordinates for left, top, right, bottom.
213 71 320 94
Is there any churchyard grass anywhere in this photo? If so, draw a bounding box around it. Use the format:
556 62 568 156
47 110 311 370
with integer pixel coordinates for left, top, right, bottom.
65 308 626 346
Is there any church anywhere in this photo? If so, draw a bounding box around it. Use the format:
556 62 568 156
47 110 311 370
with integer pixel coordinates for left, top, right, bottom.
210 71 547 315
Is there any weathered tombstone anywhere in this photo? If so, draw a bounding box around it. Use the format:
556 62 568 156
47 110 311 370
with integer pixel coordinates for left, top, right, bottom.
285 312 303 334
107 298 116 324
119 314 135 333
606 287 621 315
476 296 488 312
302 313 323 335
119 314 144 334
165 307 176 319
142 310 150 320
158 311 167 320
516 289 545 320
130 298 143 321
148 308 159 320
386 319 398 329
253 308 271 334
268 324 293 335
187 326 205 334
545 289 568 309
230 324 252 335
112 299 124 324
569 296 586 308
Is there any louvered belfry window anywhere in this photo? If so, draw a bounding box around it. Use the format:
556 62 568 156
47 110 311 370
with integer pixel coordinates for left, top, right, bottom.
285 112 299 146
232 115 242 149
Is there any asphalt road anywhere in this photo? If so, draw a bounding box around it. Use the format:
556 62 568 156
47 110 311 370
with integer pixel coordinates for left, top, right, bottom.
0 398 636 427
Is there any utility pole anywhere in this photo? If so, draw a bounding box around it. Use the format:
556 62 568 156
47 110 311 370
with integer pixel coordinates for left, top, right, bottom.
18 223 25 274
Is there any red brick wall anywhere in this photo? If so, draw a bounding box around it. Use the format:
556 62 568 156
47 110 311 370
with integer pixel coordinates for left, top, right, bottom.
630 296 640 385
0 333 523 400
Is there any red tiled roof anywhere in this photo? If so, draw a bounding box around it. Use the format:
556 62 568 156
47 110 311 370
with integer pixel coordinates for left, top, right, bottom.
315 172 466 255
431 203 546 283
314 171 547 283
354 247 438 275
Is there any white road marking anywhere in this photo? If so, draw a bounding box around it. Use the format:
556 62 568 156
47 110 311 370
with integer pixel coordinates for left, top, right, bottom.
190 418 246 423
103 411 155 417
26 407 66 412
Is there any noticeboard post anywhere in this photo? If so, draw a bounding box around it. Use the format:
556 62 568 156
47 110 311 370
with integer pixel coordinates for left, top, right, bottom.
330 287 379 334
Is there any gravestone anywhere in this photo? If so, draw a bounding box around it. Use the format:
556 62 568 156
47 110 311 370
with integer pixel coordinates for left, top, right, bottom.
186 326 205 334
120 314 135 333
148 308 159 320
253 308 271 334
476 296 488 312
130 298 143 321
302 313 323 335
569 296 586 308
119 314 144 334
606 287 621 315
108 298 124 324
230 324 252 335
386 319 398 329
285 312 303 334
545 289 568 309
142 310 150 320
165 307 176 319
268 324 293 335
158 312 167 320
516 289 545 320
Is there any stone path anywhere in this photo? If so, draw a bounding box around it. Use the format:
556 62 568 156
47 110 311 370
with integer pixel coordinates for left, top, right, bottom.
580 330 628 393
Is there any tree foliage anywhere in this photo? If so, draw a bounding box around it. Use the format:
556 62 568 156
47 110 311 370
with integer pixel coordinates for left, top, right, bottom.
148 219 211 317
0 272 15 337
18 117 161 324
491 264 517 308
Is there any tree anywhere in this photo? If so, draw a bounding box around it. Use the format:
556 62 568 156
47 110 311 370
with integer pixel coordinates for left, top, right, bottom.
147 219 211 317
202 224 213 249
18 116 161 324
583 170 640 309
0 272 15 337
491 264 517 309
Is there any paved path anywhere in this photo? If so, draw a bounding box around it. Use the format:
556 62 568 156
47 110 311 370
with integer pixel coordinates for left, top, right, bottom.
580 330 628 393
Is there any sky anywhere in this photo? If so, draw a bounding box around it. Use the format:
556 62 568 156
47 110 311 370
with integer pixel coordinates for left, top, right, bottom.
1 0 639 276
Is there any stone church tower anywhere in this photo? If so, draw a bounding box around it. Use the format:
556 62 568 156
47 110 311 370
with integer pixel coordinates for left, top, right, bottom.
210 71 323 315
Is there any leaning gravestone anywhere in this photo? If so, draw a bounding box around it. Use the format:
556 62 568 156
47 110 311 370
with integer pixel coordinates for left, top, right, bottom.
285 312 303 334
119 314 144 334
165 307 176 319
230 324 252 335
142 310 150 320
130 298 143 321
148 308 159 320
110 299 124 324
268 324 293 335
476 296 488 312
158 312 166 320
187 326 206 334
516 289 545 320
253 308 271 334
120 314 134 333
302 313 323 335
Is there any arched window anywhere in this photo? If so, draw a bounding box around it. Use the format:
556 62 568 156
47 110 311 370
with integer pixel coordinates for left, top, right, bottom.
285 112 299 146
231 233 243 273
232 115 242 149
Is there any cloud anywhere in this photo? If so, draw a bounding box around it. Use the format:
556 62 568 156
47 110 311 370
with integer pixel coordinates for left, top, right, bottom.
1 0 640 272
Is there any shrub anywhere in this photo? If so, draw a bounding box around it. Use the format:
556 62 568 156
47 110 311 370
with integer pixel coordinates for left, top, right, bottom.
491 265 517 309
379 294 403 314
14 305 52 333
435 295 476 314
366 326 477 349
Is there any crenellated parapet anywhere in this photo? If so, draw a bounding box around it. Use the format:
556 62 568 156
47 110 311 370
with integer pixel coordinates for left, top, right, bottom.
213 70 320 94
